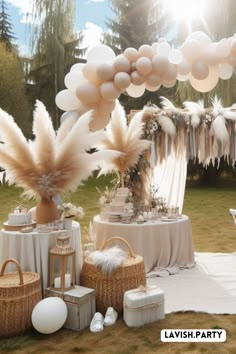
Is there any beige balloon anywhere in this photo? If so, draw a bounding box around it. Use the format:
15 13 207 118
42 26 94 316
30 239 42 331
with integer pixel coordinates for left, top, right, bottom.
138 44 153 59
130 70 145 86
89 100 116 131
136 57 152 75
191 60 209 80
114 72 131 90
96 62 115 82
114 55 131 73
124 47 139 62
100 81 121 100
83 62 102 86
189 65 219 92
76 82 101 106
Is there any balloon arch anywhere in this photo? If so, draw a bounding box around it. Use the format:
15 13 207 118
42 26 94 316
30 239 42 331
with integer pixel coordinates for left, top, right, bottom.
55 31 236 131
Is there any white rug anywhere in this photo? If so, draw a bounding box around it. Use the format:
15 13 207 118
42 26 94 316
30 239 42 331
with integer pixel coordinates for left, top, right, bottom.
147 252 236 315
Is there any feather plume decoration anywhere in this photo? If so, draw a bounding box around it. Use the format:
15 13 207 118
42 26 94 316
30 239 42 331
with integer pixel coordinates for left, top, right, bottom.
183 100 204 128
0 100 120 200
98 101 151 185
210 97 229 144
160 96 176 111
157 114 176 137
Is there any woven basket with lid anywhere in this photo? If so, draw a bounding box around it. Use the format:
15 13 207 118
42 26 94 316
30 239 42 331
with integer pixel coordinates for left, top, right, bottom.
0 258 42 337
80 237 146 314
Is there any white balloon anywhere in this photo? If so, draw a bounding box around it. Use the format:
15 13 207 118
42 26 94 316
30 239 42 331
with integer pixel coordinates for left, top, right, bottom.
64 71 86 91
217 38 231 58
86 45 116 63
181 40 202 63
219 62 234 80
177 59 191 75
189 65 219 93
136 57 152 75
60 110 78 124
157 42 171 56
187 31 211 50
169 49 183 64
55 90 81 111
32 297 67 334
70 63 85 72
177 73 189 81
126 83 145 98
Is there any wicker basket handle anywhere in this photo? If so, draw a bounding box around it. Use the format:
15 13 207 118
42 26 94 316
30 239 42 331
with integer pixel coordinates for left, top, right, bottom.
100 237 136 258
0 258 24 285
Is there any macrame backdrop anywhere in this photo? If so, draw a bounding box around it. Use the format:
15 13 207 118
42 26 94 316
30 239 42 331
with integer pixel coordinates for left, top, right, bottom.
136 97 236 211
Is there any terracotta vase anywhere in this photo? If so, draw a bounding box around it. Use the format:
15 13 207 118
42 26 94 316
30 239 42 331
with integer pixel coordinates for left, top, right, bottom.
36 197 59 224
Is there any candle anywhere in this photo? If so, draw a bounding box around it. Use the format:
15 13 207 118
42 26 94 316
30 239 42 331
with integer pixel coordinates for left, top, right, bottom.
65 273 71 288
54 276 61 288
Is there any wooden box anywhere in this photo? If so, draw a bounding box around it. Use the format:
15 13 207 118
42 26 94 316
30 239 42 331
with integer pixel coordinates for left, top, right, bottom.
123 287 165 327
45 285 95 331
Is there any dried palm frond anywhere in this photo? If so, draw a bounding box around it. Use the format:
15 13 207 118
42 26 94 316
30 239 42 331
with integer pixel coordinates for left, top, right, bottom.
98 101 150 186
0 100 120 200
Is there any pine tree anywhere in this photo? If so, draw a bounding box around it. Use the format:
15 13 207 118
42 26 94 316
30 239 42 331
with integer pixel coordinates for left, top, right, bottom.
0 0 16 50
103 0 170 111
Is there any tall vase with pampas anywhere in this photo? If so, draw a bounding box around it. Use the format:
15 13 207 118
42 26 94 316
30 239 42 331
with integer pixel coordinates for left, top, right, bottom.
0 101 120 224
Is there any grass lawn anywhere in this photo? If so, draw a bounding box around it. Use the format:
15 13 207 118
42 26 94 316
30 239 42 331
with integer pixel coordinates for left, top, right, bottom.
0 175 236 353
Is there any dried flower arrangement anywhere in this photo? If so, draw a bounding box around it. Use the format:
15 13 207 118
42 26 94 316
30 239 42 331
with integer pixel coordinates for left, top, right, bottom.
98 101 151 187
0 100 120 223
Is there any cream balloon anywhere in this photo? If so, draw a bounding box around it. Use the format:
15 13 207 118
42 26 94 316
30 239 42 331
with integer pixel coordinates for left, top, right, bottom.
124 47 139 62
162 79 176 88
219 62 234 80
89 100 116 131
217 38 231 58
55 90 81 111
138 44 153 58
114 54 131 73
177 59 191 75
152 55 169 74
145 82 161 92
126 83 145 98
76 81 101 106
130 70 145 86
83 62 102 86
161 64 177 82
60 110 78 124
32 297 67 334
191 60 209 80
145 72 161 87
70 63 85 72
189 65 219 92
228 54 236 66
100 81 121 100
114 72 131 90
64 71 86 91
231 39 236 55
96 62 115 81
156 42 171 56
187 31 211 50
136 57 152 75
204 44 220 66
86 45 116 63
181 39 202 63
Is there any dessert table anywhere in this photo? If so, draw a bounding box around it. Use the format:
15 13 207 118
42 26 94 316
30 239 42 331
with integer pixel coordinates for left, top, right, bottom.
93 215 195 275
0 221 82 290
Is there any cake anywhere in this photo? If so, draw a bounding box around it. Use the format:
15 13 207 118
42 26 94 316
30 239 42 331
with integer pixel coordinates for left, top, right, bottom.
110 187 130 213
8 212 32 226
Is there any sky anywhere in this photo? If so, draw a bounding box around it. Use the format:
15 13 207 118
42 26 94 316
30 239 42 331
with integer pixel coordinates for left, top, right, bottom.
5 0 112 57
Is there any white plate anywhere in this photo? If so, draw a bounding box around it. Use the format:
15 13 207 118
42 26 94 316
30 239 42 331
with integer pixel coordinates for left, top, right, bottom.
160 218 177 222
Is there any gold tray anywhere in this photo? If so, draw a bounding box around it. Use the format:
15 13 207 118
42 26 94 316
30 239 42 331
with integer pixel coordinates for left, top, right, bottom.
3 222 37 231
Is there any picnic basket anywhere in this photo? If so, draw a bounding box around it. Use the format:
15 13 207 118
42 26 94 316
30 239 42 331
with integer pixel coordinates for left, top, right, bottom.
0 258 42 337
80 237 146 314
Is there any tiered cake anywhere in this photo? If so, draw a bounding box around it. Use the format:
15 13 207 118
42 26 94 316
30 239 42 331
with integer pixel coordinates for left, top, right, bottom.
110 187 129 213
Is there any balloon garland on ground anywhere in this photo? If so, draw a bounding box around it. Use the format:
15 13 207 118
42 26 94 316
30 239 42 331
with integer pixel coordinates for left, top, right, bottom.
55 31 236 131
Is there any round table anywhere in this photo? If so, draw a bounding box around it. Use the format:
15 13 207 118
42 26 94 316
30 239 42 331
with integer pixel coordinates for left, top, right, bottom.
93 215 195 274
0 221 82 290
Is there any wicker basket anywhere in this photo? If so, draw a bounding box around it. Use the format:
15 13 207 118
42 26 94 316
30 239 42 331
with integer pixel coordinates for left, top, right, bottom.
80 237 146 314
0 258 42 337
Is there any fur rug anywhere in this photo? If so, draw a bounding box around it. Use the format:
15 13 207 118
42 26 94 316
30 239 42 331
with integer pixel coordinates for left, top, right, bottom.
89 246 127 275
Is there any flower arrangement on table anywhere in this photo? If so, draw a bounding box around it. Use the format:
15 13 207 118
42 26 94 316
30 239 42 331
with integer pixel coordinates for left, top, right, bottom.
57 203 84 220
96 186 116 207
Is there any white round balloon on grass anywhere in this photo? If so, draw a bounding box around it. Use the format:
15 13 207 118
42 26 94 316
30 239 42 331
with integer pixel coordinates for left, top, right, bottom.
32 297 68 334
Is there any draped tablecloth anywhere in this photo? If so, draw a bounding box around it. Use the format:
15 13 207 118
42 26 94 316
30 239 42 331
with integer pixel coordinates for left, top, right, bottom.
0 221 82 290
93 215 195 276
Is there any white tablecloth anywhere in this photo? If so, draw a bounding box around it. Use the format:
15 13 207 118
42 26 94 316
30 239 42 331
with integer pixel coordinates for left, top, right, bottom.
0 221 82 290
93 215 195 275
